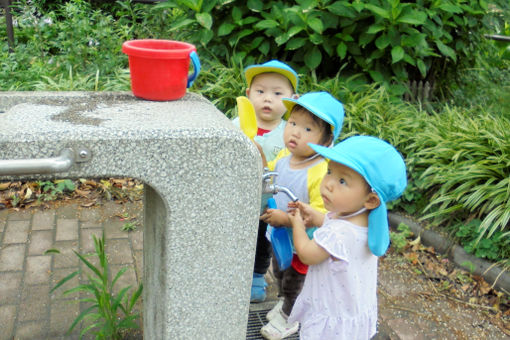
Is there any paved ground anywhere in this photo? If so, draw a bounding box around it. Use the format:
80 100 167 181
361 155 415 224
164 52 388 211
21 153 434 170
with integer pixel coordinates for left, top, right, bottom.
0 201 508 339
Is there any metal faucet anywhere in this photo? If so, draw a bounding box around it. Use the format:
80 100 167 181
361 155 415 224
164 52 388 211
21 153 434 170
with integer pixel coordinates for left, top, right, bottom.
262 168 299 202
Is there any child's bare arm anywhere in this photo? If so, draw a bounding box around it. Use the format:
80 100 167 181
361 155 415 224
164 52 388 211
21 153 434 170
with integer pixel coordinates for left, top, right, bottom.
288 208 330 265
260 208 290 227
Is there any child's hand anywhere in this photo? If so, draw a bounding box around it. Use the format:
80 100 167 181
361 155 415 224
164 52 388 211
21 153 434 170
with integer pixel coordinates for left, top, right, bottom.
288 201 315 227
260 208 289 227
288 206 305 229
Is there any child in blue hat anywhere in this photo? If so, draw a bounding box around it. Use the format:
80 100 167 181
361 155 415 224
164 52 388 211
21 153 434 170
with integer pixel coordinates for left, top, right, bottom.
259 92 344 340
233 60 299 303
286 136 407 340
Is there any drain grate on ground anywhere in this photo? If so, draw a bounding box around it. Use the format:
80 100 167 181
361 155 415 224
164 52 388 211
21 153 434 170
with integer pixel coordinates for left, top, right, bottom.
246 308 300 340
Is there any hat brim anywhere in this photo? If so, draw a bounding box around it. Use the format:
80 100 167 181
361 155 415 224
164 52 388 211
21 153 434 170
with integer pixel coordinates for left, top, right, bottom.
245 66 298 92
282 98 335 130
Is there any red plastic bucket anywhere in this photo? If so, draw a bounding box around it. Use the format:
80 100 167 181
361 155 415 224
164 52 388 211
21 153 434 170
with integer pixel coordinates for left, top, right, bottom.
122 39 201 101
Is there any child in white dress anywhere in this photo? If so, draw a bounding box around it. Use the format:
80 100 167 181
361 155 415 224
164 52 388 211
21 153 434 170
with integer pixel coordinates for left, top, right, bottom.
287 136 407 340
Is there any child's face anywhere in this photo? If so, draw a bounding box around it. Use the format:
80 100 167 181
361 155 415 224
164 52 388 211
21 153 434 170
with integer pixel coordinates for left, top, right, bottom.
284 108 326 162
246 72 294 129
320 161 372 217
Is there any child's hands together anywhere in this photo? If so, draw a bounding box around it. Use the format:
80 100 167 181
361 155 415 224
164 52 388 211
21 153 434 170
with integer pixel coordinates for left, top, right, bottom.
287 204 305 229
287 201 315 227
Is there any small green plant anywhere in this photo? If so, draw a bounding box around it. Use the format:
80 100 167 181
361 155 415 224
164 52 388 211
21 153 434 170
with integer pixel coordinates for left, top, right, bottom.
49 232 143 339
121 221 137 232
460 261 476 275
37 179 76 201
390 223 413 253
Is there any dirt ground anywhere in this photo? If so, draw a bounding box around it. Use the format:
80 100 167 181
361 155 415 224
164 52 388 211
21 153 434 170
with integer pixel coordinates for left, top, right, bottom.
377 247 510 339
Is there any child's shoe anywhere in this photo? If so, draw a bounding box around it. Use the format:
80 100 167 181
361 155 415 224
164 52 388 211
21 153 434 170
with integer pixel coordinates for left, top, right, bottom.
260 311 299 340
266 299 283 321
250 273 267 303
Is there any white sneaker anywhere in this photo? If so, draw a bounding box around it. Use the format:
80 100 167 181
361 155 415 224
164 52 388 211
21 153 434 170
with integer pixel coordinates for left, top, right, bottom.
266 299 284 321
260 311 299 340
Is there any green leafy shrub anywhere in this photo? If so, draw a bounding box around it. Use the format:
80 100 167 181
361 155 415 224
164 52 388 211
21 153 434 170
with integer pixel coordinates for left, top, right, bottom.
390 223 413 253
0 0 131 90
155 0 492 95
454 219 510 261
336 85 509 256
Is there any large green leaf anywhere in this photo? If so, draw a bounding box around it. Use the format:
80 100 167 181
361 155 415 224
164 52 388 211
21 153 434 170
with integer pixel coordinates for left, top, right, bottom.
304 47 322 69
397 11 427 25
336 42 347 59
364 4 390 20
436 40 457 61
196 12 212 29
391 46 405 63
307 17 324 33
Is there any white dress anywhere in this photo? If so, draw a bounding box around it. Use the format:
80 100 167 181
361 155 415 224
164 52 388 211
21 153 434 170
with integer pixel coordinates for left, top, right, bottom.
288 213 378 340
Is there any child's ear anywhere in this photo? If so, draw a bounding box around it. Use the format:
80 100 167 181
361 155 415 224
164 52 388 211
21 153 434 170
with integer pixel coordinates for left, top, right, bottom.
364 192 380 210
246 88 250 96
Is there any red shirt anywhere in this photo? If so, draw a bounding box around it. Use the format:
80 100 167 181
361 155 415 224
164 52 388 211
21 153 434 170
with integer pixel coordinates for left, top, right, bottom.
291 254 308 274
257 127 271 136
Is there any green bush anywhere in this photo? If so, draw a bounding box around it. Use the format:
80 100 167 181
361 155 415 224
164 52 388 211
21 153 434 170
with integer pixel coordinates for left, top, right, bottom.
156 0 492 95
340 85 510 251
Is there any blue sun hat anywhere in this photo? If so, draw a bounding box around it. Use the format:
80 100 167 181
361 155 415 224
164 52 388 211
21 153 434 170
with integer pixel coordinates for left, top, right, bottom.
309 136 407 256
244 60 299 92
282 91 344 141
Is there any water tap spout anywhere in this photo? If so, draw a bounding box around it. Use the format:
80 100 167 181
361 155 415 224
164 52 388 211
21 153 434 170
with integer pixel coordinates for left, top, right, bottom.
261 169 299 202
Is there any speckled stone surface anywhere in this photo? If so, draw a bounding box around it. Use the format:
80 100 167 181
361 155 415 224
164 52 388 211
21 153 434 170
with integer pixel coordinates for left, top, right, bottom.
0 91 262 339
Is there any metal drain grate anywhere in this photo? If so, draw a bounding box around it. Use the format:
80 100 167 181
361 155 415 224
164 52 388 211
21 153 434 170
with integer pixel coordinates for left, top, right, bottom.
246 308 300 340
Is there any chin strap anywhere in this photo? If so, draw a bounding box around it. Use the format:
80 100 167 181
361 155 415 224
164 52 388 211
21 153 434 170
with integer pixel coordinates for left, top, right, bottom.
337 207 367 219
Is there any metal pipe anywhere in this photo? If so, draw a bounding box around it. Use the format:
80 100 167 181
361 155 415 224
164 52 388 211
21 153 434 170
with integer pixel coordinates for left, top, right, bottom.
0 149 75 175
273 184 299 202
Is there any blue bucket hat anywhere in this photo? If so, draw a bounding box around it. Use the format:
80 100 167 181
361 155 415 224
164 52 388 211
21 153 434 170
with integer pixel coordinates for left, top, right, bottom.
244 60 299 92
309 136 407 256
282 92 344 141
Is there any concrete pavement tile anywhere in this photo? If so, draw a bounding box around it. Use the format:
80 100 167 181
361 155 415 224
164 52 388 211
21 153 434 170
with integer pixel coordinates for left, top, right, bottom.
49 299 80 338
104 218 130 239
50 268 81 300
18 284 50 322
0 244 25 271
32 210 55 230
52 241 80 269
56 218 78 241
80 221 101 229
3 220 29 244
25 256 52 285
14 320 48 340
28 230 54 256
0 305 16 339
0 208 8 222
0 272 22 304
80 227 103 253
56 203 79 219
130 228 143 251
78 207 101 223
0 213 5 233
6 209 32 221
105 238 133 265
102 201 125 219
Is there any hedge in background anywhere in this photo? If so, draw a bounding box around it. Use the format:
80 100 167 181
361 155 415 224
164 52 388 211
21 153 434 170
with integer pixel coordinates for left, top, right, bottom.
340 86 509 261
156 0 493 95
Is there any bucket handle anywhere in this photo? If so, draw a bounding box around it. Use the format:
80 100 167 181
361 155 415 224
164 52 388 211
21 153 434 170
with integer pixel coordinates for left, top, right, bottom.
187 51 201 88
